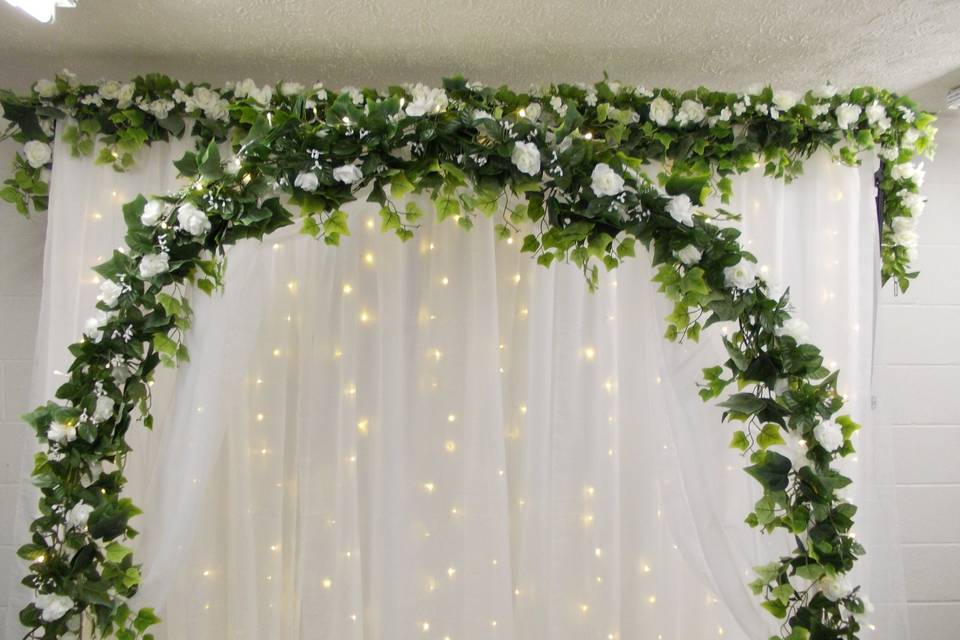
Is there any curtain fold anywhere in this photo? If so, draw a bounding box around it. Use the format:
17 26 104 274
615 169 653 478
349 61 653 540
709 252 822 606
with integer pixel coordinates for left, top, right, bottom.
5 130 908 639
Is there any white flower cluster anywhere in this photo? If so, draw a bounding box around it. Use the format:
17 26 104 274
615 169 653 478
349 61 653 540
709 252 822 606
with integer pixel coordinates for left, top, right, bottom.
174 86 231 122
233 78 274 105
405 84 449 117
723 259 758 290
97 80 136 107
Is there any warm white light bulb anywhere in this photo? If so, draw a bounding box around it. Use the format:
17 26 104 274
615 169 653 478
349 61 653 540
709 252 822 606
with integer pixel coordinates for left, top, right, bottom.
7 1 74 24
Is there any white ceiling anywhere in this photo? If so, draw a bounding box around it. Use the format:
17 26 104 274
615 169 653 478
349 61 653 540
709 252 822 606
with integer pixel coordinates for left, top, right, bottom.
1 0 959 110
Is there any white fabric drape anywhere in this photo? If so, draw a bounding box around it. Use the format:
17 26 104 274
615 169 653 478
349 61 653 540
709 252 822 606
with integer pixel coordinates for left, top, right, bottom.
6 129 909 639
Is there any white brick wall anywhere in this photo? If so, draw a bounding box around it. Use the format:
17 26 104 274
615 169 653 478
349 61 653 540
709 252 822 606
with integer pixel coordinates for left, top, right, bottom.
0 118 957 636
876 109 960 638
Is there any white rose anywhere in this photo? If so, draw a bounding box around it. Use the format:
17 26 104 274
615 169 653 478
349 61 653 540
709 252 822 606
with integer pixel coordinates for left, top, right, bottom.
97 279 124 307
590 163 625 197
176 203 212 236
511 141 541 176
235 79 273 105
472 109 493 122
675 245 702 266
294 171 319 192
34 78 59 98
333 164 363 184
891 162 925 186
813 420 844 452
776 317 809 342
23 140 52 168
772 90 799 111
648 96 674 126
523 103 542 121
665 194 695 226
813 84 838 99
80 94 103 107
880 146 900 162
733 101 747 116
141 199 169 226
139 252 170 279
47 421 77 444
675 100 706 126
891 216 918 248
341 86 364 105
405 84 448 117
65 502 95 528
92 395 115 424
146 99 174 120
116 83 136 108
83 316 104 342
280 81 305 96
550 95 567 117
36 593 75 622
835 103 862 130
865 102 886 125
819 574 854 602
897 190 925 217
191 87 230 122
723 259 757 290
98 80 121 101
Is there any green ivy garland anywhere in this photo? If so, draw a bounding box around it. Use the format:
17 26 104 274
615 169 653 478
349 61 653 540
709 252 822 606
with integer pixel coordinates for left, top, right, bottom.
0 70 936 640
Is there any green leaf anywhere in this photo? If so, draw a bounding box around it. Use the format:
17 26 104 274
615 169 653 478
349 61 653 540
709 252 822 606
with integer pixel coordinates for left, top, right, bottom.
718 393 765 415
757 424 785 450
133 608 161 632
390 173 415 199
435 195 460 221
794 563 825 581
745 451 792 491
729 430 749 452
105 541 134 563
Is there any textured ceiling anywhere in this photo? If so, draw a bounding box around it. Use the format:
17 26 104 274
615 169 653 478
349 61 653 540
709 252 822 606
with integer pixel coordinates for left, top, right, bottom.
1 0 959 110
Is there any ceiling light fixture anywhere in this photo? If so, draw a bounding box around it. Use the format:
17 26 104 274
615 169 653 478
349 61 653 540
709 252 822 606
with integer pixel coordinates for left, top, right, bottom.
4 0 75 23
947 85 960 110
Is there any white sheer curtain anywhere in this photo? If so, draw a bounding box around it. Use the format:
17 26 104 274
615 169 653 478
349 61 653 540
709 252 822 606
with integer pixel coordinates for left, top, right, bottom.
6 129 909 639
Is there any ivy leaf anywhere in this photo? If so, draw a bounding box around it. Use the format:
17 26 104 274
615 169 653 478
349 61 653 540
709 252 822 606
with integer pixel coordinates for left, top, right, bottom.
105 541 134 563
718 392 765 415
729 430 749 452
745 451 792 491
757 424 785 449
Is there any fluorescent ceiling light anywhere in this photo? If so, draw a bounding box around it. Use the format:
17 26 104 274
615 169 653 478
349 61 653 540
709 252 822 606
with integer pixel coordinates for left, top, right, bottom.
948 86 960 111
4 0 75 23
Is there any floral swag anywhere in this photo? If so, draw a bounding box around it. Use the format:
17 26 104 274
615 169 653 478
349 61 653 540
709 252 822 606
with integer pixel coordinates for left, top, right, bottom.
0 70 936 640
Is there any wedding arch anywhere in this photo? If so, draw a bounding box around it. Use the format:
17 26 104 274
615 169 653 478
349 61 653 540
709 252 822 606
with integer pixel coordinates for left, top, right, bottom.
0 70 935 639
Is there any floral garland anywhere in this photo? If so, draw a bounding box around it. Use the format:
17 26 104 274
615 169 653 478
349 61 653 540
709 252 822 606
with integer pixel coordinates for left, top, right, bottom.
0 70 936 639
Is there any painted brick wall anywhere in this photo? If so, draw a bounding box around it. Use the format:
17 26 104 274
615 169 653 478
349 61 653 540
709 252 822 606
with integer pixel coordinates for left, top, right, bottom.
0 116 957 636
877 109 960 638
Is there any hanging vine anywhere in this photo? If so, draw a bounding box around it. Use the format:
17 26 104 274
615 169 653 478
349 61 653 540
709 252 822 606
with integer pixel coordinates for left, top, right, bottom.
0 71 935 639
